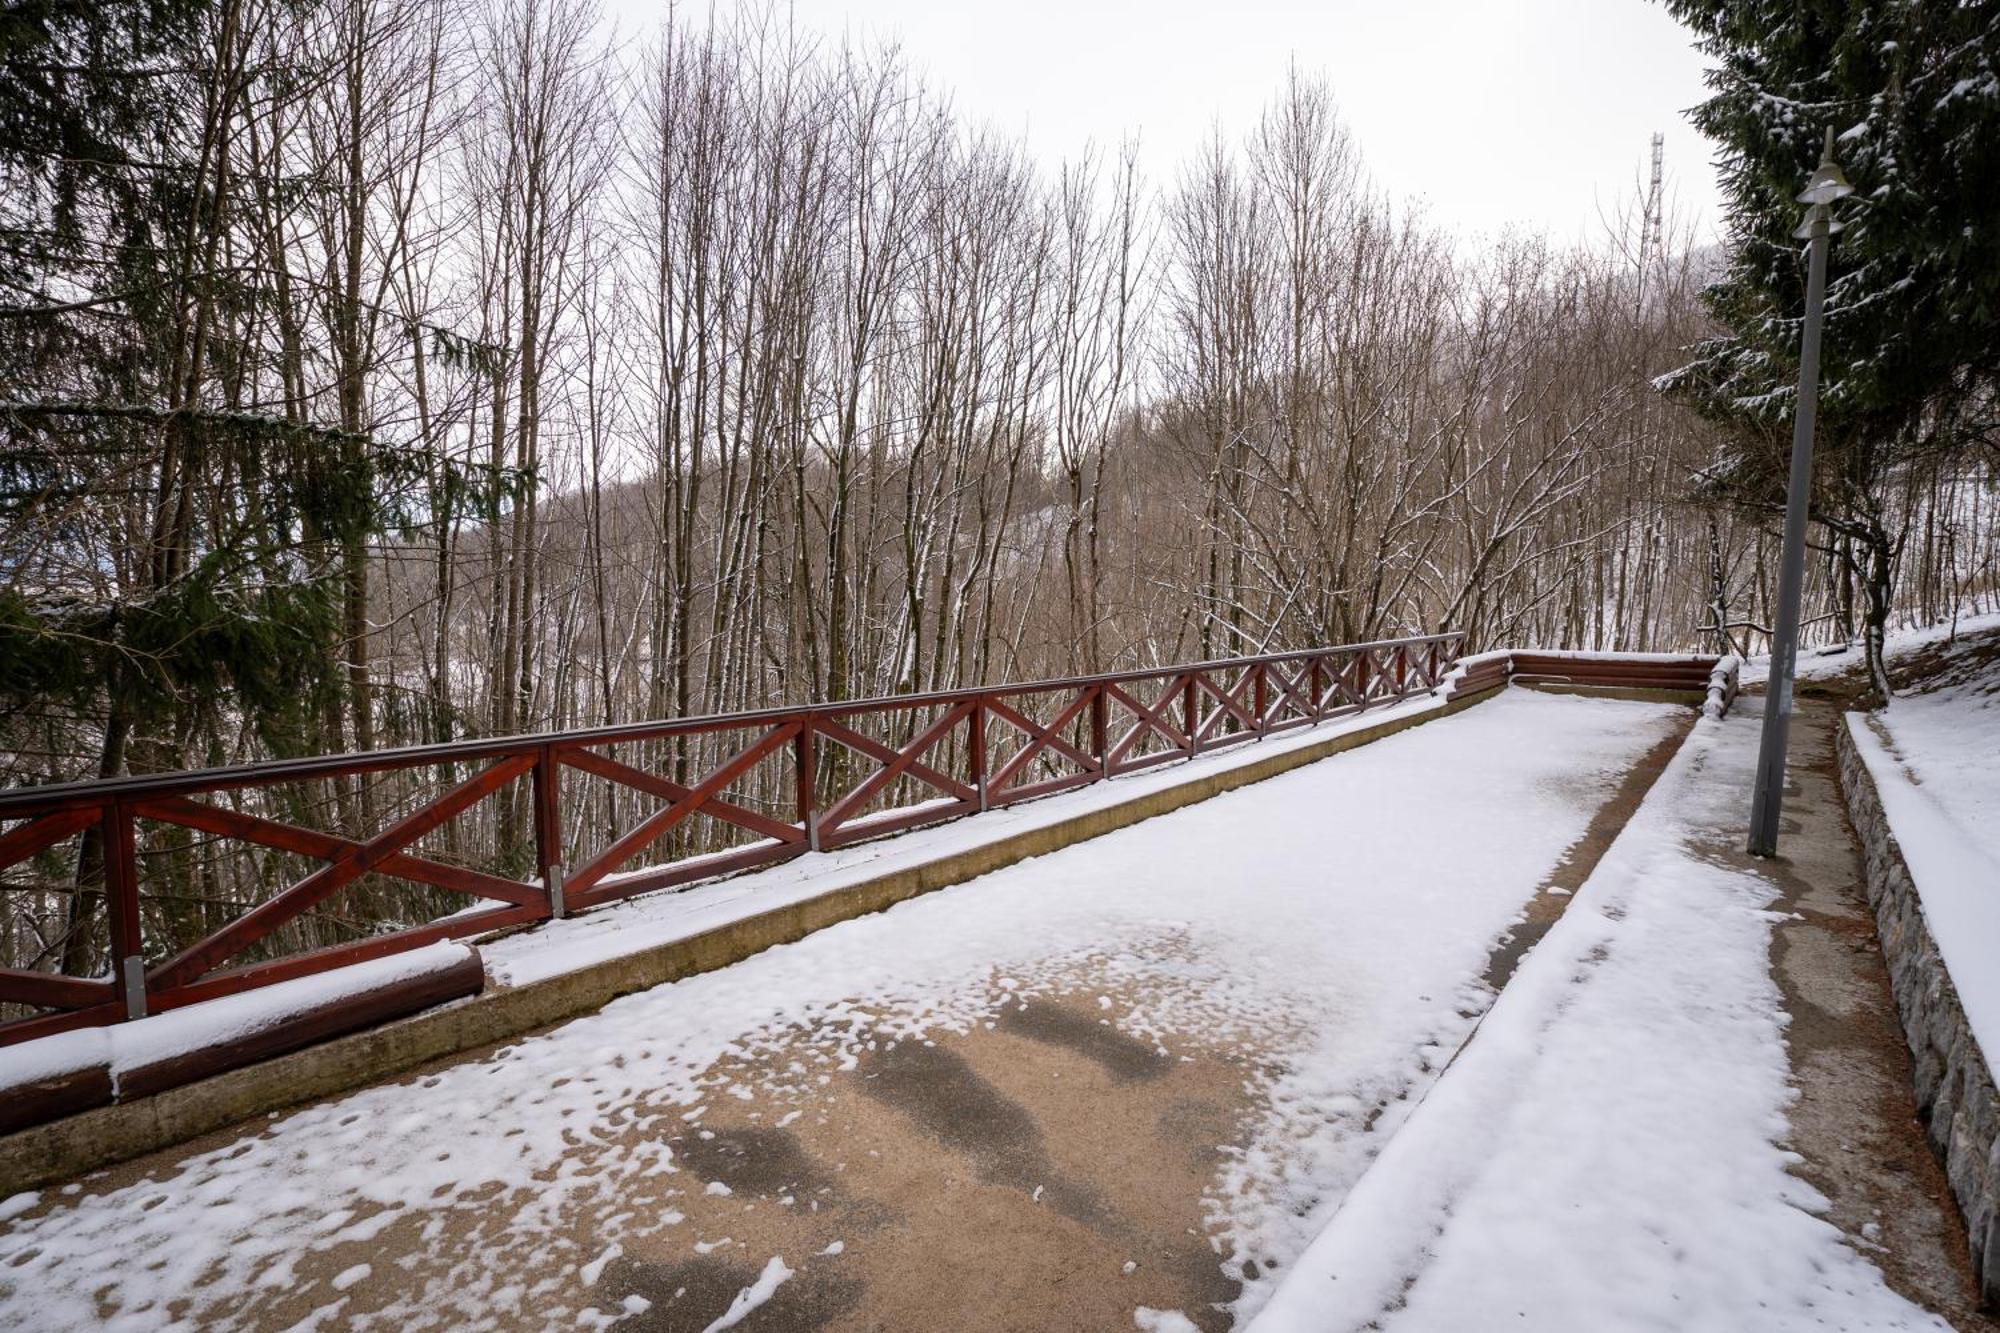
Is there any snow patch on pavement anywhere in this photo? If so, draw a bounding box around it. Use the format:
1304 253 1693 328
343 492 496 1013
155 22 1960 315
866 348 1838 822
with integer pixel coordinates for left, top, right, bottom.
701 1255 791 1332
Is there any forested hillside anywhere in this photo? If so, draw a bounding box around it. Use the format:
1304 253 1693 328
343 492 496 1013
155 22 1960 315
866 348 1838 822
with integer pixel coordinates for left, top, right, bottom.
3 0 1993 793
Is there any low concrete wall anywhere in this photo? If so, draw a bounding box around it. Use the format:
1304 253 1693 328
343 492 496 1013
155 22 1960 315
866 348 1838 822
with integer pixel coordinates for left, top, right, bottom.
1836 718 2000 1306
0 946 484 1135
1470 649 1726 711
0 684 1504 1196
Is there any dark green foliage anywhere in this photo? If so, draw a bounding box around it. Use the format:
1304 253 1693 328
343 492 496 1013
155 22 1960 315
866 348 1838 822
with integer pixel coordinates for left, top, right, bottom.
0 570 343 745
0 588 98 704
1 1 524 768
0 0 208 290
0 405 527 738
1660 0 2000 469
117 561 346 742
1658 0 2000 699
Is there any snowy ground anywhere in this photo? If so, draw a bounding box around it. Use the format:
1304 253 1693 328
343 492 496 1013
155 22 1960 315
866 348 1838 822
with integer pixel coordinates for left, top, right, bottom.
481 687 1464 989
0 690 1682 1331
1847 619 2000 1068
1738 609 2000 686
1249 699 1949 1333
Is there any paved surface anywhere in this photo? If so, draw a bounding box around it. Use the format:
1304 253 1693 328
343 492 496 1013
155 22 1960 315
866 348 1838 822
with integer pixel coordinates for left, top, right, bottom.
1 693 1691 1333
11 689 1988 1331
1751 693 1997 1330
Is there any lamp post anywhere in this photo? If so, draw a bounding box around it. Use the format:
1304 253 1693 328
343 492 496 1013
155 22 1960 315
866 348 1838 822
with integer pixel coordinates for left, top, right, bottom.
1748 128 1853 858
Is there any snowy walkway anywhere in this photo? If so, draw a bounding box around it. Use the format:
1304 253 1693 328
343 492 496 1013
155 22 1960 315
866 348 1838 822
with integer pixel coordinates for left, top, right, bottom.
1250 693 1979 1333
0 690 1683 1332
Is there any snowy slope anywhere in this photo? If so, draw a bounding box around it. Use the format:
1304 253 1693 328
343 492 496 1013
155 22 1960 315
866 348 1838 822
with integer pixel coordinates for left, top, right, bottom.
1849 623 2000 1064
1739 610 2000 686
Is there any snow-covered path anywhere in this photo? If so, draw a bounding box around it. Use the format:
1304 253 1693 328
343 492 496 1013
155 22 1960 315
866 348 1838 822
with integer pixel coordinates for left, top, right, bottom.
1250 698 1953 1333
0 691 1683 1332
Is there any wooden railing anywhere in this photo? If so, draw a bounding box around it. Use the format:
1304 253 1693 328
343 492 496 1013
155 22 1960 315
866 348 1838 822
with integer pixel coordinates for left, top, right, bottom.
0 634 1464 1045
1451 649 1733 708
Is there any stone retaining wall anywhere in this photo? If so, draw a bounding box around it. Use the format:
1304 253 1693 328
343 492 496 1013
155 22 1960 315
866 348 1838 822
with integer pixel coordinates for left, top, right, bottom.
1836 717 2000 1307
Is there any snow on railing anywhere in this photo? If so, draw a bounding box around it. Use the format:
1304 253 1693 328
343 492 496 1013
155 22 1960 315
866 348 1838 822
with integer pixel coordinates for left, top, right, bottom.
1704 655 1743 720
1440 650 1515 700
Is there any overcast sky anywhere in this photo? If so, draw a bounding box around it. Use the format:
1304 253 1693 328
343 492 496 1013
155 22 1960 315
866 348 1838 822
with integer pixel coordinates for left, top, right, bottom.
604 0 1724 249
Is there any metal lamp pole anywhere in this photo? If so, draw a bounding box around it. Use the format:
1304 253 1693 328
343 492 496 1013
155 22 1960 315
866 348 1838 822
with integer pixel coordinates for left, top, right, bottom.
1748 128 1853 858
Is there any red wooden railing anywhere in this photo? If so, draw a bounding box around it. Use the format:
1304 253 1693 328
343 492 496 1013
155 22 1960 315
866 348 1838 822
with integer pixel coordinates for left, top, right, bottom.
0 633 1463 1045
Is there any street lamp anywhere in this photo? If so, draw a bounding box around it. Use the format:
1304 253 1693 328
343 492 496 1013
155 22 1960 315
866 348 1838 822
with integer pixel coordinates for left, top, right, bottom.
1748 127 1853 858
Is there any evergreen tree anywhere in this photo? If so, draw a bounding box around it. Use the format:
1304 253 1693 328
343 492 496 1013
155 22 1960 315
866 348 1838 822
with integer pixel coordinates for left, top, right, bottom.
0 1 206 298
2 0 355 754
1658 0 2000 698
0 1 496 973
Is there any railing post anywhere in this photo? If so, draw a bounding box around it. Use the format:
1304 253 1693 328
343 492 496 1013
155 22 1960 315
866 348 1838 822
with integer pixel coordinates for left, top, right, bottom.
1308 655 1323 720
533 744 565 918
1355 653 1370 710
970 696 990 812
1182 673 1199 757
1090 684 1108 779
797 719 820 853
104 799 145 1021
1253 661 1268 735
1396 646 1409 695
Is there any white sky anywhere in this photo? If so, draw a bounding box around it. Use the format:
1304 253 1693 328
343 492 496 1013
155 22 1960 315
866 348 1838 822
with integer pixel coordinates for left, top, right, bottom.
604 0 1723 248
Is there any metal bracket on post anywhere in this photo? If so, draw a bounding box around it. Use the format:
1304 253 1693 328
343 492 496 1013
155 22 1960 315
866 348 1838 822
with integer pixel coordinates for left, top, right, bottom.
546 864 567 920
120 955 148 1021
1090 685 1109 779
797 719 822 853
972 698 990 812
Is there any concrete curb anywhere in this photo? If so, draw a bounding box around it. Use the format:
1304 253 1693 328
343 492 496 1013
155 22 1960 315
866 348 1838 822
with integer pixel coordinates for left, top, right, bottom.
0 686 1502 1196
1517 681 1708 707
1836 716 2000 1307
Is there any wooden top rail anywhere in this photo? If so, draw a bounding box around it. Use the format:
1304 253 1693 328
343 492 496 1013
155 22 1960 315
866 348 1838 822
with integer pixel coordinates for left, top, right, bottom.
0 634 1466 815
